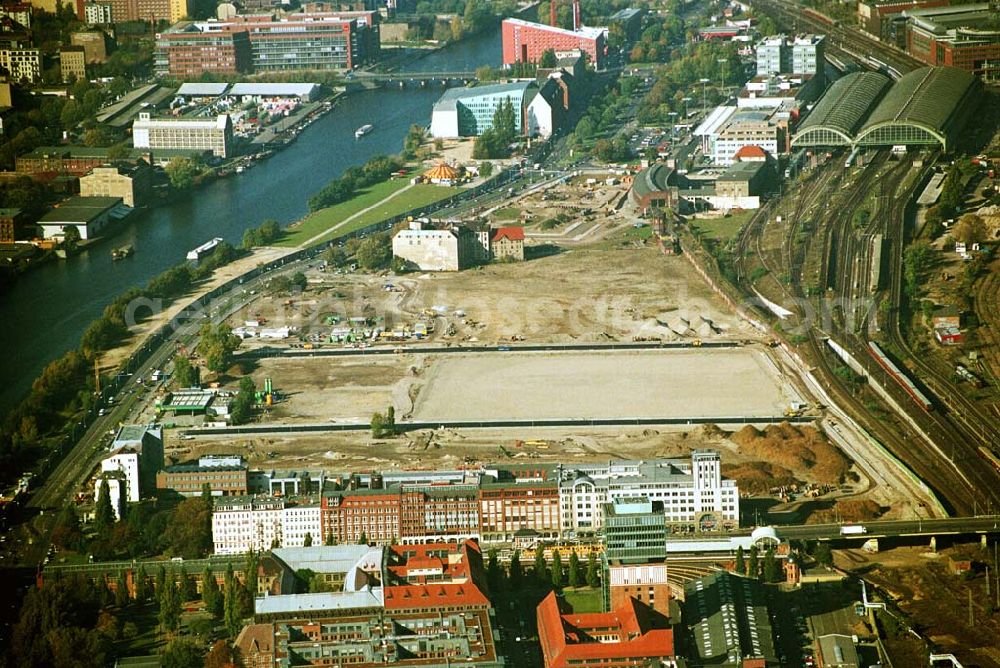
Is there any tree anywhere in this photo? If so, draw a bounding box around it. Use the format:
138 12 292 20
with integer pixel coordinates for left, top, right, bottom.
534 547 548 583
291 271 308 291
479 160 493 178
385 405 396 435
539 48 558 68
586 551 599 588
165 157 200 190
735 545 746 575
61 224 82 251
356 232 392 270
551 550 563 589
199 323 241 374
813 541 833 567
492 97 517 147
178 565 197 602
159 575 181 634
223 564 241 638
205 641 241 668
324 245 348 267
953 213 987 245
134 565 150 603
358 531 368 545
509 550 523 588
95 478 116 534
762 546 781 583
486 547 502 592
115 571 131 607
568 551 580 588
164 495 213 558
303 532 313 547
244 550 259 599
202 567 223 618
161 637 203 668
173 356 196 388
370 411 384 438
748 545 759 579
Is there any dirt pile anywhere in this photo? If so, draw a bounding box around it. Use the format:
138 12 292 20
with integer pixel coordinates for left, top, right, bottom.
731 422 851 485
722 461 798 494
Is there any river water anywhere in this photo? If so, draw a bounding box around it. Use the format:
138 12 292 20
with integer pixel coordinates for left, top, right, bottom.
0 27 500 414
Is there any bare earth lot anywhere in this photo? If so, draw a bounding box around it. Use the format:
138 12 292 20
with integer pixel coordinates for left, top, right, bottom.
409 349 794 421
230 247 755 349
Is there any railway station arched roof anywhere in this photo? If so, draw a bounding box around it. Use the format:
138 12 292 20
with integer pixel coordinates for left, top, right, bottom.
792 72 891 148
855 66 977 151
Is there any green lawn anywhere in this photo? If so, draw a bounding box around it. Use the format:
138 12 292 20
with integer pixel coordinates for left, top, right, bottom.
493 206 522 220
278 179 458 248
690 210 754 243
562 587 604 613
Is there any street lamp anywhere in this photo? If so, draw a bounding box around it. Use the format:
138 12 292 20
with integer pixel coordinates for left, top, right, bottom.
699 78 710 113
682 97 691 119
718 58 728 95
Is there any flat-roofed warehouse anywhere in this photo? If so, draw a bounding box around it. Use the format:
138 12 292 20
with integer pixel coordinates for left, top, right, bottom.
855 66 978 151
792 71 891 148
791 66 978 150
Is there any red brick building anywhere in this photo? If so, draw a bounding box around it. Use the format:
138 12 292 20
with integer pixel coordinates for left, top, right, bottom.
156 464 249 497
537 591 679 668
502 18 606 69
322 487 481 545
479 481 560 541
154 28 252 79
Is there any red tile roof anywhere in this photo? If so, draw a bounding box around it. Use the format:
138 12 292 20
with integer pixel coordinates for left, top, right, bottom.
734 145 767 160
491 226 525 242
537 592 675 668
384 583 491 610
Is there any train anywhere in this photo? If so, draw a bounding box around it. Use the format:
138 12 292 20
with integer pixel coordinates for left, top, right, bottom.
867 341 934 412
869 234 884 292
801 6 839 26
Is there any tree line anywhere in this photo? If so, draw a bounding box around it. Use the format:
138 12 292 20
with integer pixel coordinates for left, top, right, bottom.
308 154 405 212
10 542 258 667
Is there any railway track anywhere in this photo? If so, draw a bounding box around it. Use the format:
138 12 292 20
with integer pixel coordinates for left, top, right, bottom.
866 161 1000 513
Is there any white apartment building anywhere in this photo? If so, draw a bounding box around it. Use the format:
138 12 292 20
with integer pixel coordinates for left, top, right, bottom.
84 2 113 24
132 112 233 157
755 34 824 77
96 450 140 510
212 498 322 555
558 451 739 535
0 48 40 82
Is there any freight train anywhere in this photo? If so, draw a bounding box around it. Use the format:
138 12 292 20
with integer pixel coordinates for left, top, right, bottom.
867 341 934 411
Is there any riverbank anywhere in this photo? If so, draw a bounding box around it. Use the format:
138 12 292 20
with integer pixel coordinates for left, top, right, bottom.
0 24 503 416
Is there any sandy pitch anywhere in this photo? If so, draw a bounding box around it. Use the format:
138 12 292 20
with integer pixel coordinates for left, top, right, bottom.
409 349 794 421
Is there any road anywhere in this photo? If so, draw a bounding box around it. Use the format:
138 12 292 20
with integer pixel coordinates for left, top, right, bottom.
772 516 1000 541
188 414 816 436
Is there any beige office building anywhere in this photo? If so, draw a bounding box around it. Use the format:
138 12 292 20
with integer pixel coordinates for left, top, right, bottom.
132 112 233 158
60 46 87 82
79 164 152 208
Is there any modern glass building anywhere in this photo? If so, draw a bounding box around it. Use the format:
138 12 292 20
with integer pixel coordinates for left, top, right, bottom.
430 81 538 138
603 497 669 564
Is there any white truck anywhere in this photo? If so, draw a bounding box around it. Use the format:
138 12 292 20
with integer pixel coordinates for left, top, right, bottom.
840 525 868 535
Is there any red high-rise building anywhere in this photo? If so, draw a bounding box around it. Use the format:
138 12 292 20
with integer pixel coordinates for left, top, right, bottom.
502 18 606 69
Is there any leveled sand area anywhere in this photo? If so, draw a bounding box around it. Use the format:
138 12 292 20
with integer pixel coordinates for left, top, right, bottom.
409 348 794 421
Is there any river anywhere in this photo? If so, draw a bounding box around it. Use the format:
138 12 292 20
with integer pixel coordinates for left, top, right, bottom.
0 27 501 414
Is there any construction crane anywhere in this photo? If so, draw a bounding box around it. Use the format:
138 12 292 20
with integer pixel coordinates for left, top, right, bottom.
550 0 581 31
